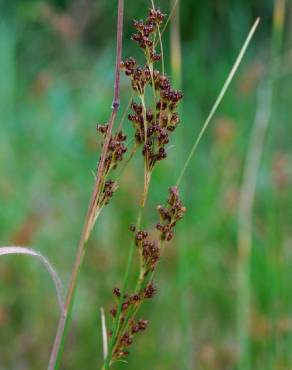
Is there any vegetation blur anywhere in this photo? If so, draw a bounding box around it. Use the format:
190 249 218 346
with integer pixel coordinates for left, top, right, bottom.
0 0 291 369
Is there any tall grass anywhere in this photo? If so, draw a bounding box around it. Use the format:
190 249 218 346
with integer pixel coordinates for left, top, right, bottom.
0 2 261 369
47 1 124 369
236 1 286 369
170 1 193 368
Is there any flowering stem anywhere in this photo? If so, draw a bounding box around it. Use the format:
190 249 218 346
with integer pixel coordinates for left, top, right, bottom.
103 5 185 366
47 1 124 369
103 167 152 368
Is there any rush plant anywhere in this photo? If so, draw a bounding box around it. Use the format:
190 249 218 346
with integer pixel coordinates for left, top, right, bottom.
0 1 259 369
102 7 186 366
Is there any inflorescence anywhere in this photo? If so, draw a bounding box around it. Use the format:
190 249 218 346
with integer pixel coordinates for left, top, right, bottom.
121 7 183 172
156 186 186 242
96 124 128 206
109 187 185 361
109 282 156 361
106 6 186 364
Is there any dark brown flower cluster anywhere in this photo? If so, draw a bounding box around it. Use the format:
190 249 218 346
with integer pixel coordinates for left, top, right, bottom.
156 186 186 241
99 180 118 207
121 8 183 172
135 230 160 275
154 72 183 115
106 6 187 366
124 72 183 170
97 125 127 174
109 283 156 361
110 283 157 319
108 190 185 363
131 8 166 61
97 125 127 205
108 188 185 361
112 319 148 359
121 58 151 94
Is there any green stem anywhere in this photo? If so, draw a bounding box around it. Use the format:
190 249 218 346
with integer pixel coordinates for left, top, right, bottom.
139 93 148 144
103 170 152 368
176 18 260 187
237 1 285 369
160 0 179 39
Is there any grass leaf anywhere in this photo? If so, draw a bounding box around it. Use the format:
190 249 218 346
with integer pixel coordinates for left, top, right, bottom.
0 246 64 314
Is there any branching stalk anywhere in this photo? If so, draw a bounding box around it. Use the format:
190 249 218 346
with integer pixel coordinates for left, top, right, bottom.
237 1 285 368
103 173 152 368
47 1 124 369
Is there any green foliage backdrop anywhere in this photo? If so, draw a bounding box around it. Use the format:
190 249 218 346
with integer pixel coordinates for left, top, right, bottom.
0 0 291 369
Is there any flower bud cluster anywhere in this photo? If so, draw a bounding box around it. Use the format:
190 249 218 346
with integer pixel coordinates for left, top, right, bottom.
135 230 160 274
99 180 118 207
112 318 148 360
106 6 187 365
109 283 156 361
96 125 127 205
121 7 183 172
131 8 166 61
156 186 186 241
121 58 152 94
109 187 185 361
125 72 183 170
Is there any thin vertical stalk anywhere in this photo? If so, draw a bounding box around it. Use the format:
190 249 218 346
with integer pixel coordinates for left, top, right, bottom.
47 2 124 369
269 0 286 366
170 0 182 88
176 18 260 187
170 1 192 368
160 0 179 37
150 0 164 75
103 72 153 367
236 2 285 369
103 178 151 369
236 81 272 370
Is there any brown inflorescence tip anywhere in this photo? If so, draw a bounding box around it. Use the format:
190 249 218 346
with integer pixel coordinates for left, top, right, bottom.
130 8 165 60
103 130 127 174
135 230 160 274
144 282 157 298
156 186 186 242
121 19 183 171
99 180 118 207
113 287 121 297
109 191 185 363
97 123 109 134
110 286 151 361
96 127 127 209
112 318 149 360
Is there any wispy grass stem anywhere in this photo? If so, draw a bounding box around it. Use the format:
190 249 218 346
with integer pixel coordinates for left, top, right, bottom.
47 1 124 369
236 1 285 368
176 18 260 186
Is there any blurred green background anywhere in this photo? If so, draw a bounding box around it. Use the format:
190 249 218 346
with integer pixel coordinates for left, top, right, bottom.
0 0 291 369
